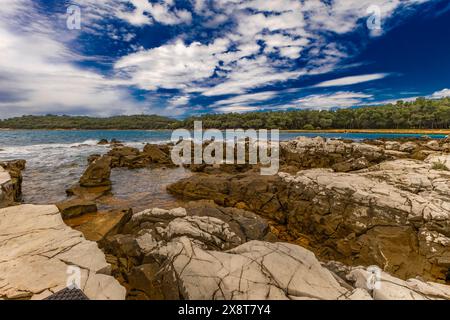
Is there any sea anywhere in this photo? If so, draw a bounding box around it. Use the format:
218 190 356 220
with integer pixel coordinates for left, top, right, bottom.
0 130 446 209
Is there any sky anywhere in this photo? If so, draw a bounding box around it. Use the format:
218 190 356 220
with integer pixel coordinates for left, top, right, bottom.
0 0 450 119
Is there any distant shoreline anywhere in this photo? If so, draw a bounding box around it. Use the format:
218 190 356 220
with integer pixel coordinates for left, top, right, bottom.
0 128 449 135
283 129 450 135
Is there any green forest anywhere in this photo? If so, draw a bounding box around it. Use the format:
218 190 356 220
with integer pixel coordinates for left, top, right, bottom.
0 114 175 130
1 97 450 130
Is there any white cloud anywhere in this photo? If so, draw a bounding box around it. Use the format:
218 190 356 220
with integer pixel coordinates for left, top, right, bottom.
73 0 192 27
295 92 372 109
313 73 389 87
0 0 436 117
0 1 167 118
431 88 450 99
115 38 230 90
116 0 192 26
214 105 260 113
212 91 279 107
111 0 430 101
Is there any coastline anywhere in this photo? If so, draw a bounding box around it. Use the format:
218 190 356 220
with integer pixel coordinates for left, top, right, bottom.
282 129 450 135
0 128 449 135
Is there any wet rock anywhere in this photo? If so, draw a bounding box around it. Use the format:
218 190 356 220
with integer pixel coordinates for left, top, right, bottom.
87 154 101 164
97 139 109 145
110 138 122 145
66 184 112 200
66 208 132 242
56 198 97 219
0 204 125 300
142 144 172 164
79 155 112 188
106 144 174 169
0 160 25 207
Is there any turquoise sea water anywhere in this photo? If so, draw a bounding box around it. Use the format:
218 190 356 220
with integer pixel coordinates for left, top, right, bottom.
0 129 447 147
0 130 446 205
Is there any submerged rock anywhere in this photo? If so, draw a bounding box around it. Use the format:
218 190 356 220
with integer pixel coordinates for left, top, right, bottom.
0 204 125 300
97 139 109 145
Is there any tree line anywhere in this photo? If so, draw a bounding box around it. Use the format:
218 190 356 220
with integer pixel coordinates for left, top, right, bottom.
1 97 450 130
0 114 175 130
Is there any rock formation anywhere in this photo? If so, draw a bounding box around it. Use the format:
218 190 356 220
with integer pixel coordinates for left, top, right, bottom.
0 204 126 300
168 150 450 282
101 204 450 300
79 155 112 188
107 144 174 169
280 136 387 172
0 160 25 208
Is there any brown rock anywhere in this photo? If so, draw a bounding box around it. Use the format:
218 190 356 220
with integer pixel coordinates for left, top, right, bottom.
79 156 112 188
65 209 132 242
142 144 171 164
0 159 26 204
56 198 97 219
97 139 109 145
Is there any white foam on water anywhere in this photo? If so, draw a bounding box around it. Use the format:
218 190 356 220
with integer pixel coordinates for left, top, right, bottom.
0 138 173 204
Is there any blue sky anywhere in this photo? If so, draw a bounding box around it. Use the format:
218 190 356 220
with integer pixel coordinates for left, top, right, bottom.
0 0 449 118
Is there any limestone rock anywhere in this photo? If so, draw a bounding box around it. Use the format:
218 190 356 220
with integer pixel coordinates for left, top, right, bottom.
0 204 125 300
162 216 241 250
347 267 450 300
148 238 349 300
400 141 418 153
385 141 401 151
426 140 441 151
168 157 450 281
280 137 386 171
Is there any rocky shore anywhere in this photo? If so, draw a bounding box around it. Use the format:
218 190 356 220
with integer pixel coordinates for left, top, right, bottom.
1 136 450 300
0 160 25 208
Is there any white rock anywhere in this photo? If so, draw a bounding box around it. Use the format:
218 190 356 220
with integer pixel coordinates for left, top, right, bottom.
152 238 350 300
0 204 126 300
347 267 450 300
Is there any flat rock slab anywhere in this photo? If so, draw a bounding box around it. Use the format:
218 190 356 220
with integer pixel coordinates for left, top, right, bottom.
56 198 98 219
65 209 132 242
0 204 126 300
152 238 349 300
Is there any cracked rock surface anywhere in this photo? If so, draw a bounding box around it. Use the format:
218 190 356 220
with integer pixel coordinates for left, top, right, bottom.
280 136 387 172
101 203 450 300
168 151 450 281
0 204 126 300
157 239 450 300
